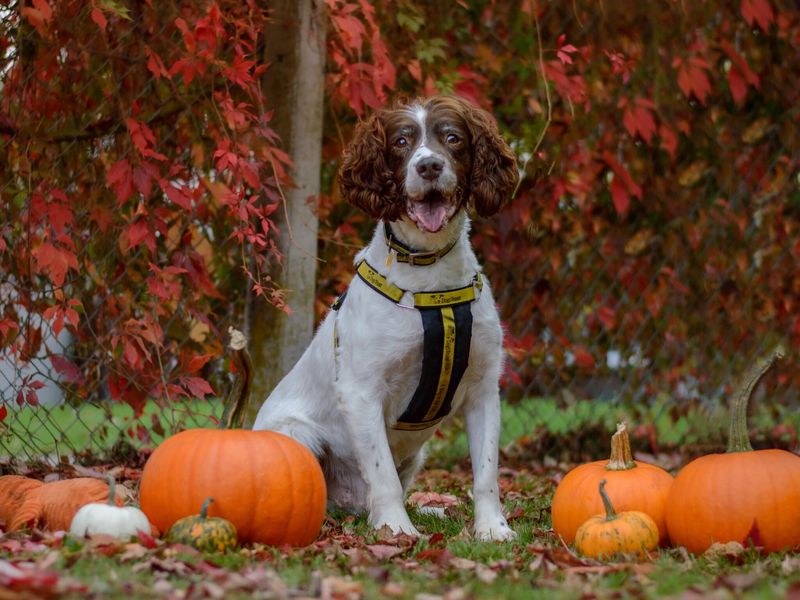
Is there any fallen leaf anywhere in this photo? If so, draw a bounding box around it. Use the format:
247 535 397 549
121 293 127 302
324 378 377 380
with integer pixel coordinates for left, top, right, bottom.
416 548 453 566
365 566 391 584
374 525 396 541
716 571 762 592
152 579 177 595
69 465 107 479
782 554 800 575
382 581 405 596
341 547 370 566
475 564 498 583
135 529 159 549
449 557 477 570
408 492 460 508
505 505 527 522
0 558 87 596
320 575 362 600
704 541 745 559
365 544 405 561
88 536 125 557
443 588 469 600
786 581 800 600
118 543 151 562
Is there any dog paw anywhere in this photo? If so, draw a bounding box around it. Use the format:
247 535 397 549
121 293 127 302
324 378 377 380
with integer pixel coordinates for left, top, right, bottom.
474 519 516 542
371 515 421 537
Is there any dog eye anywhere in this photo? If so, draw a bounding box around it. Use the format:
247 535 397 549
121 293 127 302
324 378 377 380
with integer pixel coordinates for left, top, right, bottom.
446 133 460 144
394 137 408 148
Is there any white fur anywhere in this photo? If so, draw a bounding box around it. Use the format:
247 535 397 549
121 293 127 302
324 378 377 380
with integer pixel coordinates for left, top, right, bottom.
403 106 458 200
253 210 515 542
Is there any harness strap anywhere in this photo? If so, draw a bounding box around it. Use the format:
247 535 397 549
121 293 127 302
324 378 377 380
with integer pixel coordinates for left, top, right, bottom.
332 260 482 432
355 260 482 309
392 303 473 431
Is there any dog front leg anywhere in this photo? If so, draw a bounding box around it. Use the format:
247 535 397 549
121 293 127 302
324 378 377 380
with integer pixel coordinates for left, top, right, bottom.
337 386 421 536
464 391 516 542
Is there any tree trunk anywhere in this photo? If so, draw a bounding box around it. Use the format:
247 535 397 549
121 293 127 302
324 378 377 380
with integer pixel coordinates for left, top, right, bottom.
246 0 326 422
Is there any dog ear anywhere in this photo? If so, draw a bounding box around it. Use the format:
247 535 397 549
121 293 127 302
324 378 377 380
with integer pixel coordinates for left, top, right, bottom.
459 100 519 217
336 112 404 220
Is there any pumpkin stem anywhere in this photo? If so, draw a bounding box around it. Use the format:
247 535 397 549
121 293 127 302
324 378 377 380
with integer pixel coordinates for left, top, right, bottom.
200 497 214 520
605 422 637 471
220 327 253 430
105 474 116 506
726 345 784 454
598 479 617 521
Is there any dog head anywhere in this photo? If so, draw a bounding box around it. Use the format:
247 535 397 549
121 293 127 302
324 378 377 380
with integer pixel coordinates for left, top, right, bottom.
337 96 519 233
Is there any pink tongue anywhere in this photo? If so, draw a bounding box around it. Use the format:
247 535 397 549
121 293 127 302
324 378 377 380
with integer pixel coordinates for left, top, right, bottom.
413 201 448 232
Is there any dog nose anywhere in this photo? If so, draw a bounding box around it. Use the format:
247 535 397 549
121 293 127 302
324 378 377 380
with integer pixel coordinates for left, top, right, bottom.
416 157 444 180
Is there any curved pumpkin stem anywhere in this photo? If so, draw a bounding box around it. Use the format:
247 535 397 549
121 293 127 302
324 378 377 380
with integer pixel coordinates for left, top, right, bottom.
727 345 784 454
200 497 214 520
598 479 617 521
105 474 116 506
220 327 253 430
605 422 637 471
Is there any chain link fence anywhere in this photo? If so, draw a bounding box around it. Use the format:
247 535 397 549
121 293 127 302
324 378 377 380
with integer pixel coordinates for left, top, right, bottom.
2 1 799 466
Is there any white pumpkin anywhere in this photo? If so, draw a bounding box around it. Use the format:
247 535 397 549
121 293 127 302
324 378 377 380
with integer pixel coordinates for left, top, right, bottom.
69 476 151 539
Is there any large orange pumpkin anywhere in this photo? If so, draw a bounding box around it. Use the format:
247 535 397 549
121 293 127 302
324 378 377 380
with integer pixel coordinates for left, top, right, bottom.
665 347 800 554
139 329 327 546
551 422 674 545
140 428 326 546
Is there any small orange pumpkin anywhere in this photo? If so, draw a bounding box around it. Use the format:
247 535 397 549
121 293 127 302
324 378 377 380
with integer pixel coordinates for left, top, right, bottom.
551 422 673 545
665 347 800 554
2 476 123 532
139 329 327 546
575 479 659 559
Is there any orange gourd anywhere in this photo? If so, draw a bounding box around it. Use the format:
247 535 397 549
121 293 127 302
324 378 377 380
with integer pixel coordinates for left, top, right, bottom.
665 347 800 554
575 479 659 559
0 476 44 527
551 422 673 545
0 476 123 532
139 329 327 546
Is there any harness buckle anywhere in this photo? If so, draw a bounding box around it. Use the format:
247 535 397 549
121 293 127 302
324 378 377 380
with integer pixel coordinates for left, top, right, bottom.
472 275 483 302
398 291 416 310
405 251 429 267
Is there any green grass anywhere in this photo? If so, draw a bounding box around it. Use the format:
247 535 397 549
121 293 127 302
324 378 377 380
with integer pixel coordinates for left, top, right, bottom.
4 394 800 465
0 399 221 462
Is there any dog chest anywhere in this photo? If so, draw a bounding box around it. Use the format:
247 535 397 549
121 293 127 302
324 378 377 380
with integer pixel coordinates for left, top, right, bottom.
333 269 499 431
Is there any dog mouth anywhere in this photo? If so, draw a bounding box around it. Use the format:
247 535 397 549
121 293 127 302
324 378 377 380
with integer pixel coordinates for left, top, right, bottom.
406 190 458 233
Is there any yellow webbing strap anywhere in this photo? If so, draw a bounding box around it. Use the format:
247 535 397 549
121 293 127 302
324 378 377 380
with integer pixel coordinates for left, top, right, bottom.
356 261 482 309
355 261 405 303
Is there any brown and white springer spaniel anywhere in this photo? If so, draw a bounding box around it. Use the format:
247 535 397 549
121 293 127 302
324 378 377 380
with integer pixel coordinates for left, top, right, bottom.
253 95 519 540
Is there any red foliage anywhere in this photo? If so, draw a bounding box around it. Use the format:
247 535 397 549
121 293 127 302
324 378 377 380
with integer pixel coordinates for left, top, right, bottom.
1 1 286 409
319 0 800 405
2 0 799 419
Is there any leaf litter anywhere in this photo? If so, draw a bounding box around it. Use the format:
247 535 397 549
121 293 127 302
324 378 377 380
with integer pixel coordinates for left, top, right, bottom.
0 464 798 598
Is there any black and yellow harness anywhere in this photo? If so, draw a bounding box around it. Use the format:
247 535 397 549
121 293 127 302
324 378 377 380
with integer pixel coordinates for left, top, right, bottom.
332 225 482 431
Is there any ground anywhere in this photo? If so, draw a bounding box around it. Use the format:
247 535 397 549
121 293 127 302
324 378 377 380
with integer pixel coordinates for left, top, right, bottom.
2 459 800 599
2 399 800 598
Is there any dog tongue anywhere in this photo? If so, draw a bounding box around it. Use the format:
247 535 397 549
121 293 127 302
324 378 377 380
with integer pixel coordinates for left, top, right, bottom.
413 200 449 233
